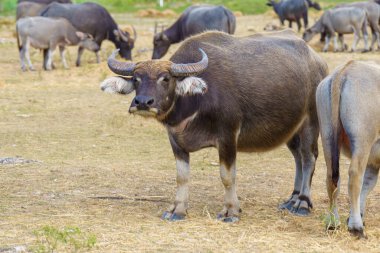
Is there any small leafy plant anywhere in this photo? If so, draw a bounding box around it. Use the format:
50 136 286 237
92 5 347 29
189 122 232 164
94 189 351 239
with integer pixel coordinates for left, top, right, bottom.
31 225 96 253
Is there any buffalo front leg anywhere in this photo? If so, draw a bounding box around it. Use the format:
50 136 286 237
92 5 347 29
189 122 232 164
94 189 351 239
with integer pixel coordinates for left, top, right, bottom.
217 139 240 222
76 46 84 67
359 166 379 221
162 136 190 221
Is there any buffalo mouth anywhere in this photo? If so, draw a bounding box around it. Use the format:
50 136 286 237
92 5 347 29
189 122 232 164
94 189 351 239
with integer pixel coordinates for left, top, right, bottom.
129 106 158 117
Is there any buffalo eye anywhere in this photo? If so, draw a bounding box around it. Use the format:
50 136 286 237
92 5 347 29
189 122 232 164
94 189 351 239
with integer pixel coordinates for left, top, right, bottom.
132 76 140 88
159 75 171 88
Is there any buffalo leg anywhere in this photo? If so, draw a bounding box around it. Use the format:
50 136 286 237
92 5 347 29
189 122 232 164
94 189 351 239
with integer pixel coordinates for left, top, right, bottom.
59 46 68 69
296 19 302 32
76 46 84 67
280 135 302 211
303 12 308 29
23 38 34 71
95 50 100 64
217 137 240 222
45 48 55 71
19 43 27 71
162 136 190 221
288 21 293 28
347 146 373 237
291 117 319 216
361 24 369 52
360 166 379 220
333 36 339 52
323 35 332 52
351 27 361 52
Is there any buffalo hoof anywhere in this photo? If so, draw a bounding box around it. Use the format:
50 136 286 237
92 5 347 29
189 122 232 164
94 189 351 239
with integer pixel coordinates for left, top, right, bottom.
217 214 239 223
279 200 295 211
349 228 367 239
291 206 310 216
161 211 185 221
76 62 81 67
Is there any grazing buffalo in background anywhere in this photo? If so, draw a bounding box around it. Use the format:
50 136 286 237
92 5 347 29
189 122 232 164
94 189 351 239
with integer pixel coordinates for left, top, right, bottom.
319 1 380 50
317 60 380 238
41 2 136 65
303 7 368 52
152 5 235 59
17 0 71 3
16 2 46 20
17 16 98 71
100 30 327 222
267 0 321 31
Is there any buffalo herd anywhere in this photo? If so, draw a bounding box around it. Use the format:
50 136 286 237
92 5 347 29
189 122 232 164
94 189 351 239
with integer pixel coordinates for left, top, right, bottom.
14 0 380 239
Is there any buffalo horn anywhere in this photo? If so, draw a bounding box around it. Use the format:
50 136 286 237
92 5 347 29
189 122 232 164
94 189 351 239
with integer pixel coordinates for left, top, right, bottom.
132 25 137 41
170 48 208 77
107 49 135 76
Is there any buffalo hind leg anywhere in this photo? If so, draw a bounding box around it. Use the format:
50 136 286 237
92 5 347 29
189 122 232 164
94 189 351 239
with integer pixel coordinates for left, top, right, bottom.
280 135 302 211
347 147 372 238
217 137 240 222
359 166 379 221
291 118 319 216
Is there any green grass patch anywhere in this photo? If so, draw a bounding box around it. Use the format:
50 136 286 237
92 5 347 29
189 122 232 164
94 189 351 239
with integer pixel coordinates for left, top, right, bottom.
30 225 96 253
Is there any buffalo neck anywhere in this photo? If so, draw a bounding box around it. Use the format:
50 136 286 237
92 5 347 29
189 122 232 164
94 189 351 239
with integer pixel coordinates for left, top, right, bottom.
164 21 182 44
161 95 201 127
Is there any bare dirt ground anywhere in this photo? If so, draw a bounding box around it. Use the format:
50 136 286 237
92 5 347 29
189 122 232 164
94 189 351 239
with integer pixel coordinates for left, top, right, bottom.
1 12 380 252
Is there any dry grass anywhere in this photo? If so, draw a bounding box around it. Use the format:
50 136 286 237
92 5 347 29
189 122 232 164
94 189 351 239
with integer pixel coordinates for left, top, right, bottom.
0 13 380 252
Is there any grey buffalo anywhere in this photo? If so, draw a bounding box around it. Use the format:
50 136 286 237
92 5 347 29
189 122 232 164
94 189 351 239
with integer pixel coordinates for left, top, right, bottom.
17 0 72 3
320 1 380 50
100 30 327 222
152 5 235 59
317 60 380 238
41 2 136 65
267 0 321 32
16 2 46 20
303 7 369 52
16 16 99 71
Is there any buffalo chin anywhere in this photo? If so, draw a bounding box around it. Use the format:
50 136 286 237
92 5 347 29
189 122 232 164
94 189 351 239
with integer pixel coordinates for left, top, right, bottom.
129 107 158 118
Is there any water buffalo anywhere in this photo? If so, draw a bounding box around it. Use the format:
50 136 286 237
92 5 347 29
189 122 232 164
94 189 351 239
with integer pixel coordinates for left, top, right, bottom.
16 16 99 71
317 60 380 238
16 2 46 20
303 7 369 52
100 30 328 222
41 2 136 65
17 0 72 3
152 5 235 59
267 0 321 32
320 1 380 50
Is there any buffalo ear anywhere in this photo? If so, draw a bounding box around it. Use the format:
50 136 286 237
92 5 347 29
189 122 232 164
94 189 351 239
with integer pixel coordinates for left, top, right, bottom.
266 2 273 6
100 76 134 95
175 77 208 96
75 31 86 40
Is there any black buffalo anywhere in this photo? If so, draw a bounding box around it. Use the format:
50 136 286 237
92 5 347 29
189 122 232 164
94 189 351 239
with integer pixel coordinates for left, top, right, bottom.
152 5 235 59
267 0 321 31
101 30 328 222
41 2 136 65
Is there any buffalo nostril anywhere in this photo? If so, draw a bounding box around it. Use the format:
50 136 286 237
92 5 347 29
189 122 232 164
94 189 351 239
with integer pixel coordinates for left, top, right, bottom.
147 98 154 106
134 98 140 105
